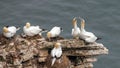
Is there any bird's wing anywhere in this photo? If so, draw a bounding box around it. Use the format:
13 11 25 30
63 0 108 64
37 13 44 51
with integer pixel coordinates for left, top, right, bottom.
85 31 96 37
82 33 91 38
50 27 57 31
51 26 61 32
85 36 97 43
56 49 62 58
29 27 41 34
58 50 62 57
51 49 55 57
50 27 61 36
8 26 17 33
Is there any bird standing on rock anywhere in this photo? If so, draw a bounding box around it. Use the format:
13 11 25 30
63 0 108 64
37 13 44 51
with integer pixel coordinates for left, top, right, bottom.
47 26 63 41
71 17 81 39
79 17 100 43
23 22 47 37
3 26 20 38
51 42 62 66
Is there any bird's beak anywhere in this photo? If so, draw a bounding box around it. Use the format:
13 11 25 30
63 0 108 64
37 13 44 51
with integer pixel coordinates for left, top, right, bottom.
16 27 20 31
72 17 77 27
26 22 31 28
3 27 9 33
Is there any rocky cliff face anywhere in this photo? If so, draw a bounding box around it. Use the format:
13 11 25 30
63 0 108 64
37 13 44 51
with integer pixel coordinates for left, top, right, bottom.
0 35 108 68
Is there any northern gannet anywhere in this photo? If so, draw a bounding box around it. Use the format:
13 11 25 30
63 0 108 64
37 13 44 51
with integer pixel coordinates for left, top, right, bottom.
79 17 99 43
23 22 47 37
3 26 20 38
47 26 63 41
51 42 62 66
71 17 81 39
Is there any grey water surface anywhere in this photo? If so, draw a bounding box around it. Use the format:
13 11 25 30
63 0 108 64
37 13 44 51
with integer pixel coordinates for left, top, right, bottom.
0 0 120 68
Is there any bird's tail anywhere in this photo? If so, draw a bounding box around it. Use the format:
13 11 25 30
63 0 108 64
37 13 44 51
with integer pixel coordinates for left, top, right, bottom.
16 27 20 31
60 27 63 31
51 58 56 66
40 29 48 33
96 37 102 40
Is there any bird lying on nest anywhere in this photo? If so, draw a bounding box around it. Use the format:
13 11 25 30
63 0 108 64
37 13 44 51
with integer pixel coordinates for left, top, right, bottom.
2 26 20 39
46 26 64 41
22 22 47 38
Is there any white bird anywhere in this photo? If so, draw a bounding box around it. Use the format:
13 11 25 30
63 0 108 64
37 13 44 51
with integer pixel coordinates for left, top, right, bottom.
47 26 62 40
3 26 20 38
51 42 62 66
79 18 99 43
23 22 47 36
71 17 81 39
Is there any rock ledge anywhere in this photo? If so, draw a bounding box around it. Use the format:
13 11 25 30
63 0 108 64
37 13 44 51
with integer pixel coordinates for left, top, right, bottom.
0 35 108 68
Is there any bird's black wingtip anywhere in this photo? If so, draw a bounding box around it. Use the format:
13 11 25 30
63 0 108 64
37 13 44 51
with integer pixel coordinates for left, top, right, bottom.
60 27 63 31
97 37 102 40
5 26 9 28
42 29 47 31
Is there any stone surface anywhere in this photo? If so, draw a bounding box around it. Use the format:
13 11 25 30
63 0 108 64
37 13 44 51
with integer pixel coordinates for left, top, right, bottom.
0 35 109 68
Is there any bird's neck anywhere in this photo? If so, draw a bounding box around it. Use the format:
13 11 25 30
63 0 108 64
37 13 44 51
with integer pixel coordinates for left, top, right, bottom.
74 24 78 29
81 27 86 32
56 47 62 50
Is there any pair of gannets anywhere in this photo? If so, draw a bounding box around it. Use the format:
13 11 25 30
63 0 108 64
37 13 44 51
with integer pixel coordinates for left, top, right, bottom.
71 17 99 43
3 26 20 38
23 22 47 36
51 42 62 66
